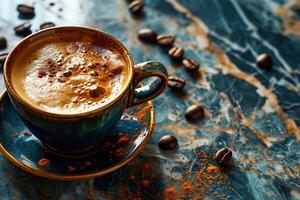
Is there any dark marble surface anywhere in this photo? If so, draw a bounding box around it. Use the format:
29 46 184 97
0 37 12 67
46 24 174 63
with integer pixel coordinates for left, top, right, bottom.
0 0 300 199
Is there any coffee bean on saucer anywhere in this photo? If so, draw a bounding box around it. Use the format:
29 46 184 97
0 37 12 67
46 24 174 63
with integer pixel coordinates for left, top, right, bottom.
256 53 272 69
168 46 184 59
214 148 232 164
89 85 105 98
156 34 175 46
40 22 56 30
183 58 199 71
168 76 186 90
129 0 144 15
0 37 7 50
138 28 157 43
89 70 99 76
17 4 35 19
185 104 205 121
0 52 8 66
158 135 178 150
63 70 72 77
14 22 32 37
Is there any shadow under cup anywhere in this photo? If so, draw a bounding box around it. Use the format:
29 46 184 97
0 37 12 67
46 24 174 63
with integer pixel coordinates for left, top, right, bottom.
3 26 168 155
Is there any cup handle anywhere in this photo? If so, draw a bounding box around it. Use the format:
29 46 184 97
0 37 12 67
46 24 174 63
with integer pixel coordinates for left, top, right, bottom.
128 61 168 107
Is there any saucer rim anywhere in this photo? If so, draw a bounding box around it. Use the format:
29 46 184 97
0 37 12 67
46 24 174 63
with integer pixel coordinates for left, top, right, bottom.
0 90 154 181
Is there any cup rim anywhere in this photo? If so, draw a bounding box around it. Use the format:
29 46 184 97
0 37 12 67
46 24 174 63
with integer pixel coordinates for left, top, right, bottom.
4 26 134 119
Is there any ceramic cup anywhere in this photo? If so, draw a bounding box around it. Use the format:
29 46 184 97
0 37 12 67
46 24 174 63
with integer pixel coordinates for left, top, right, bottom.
4 26 168 155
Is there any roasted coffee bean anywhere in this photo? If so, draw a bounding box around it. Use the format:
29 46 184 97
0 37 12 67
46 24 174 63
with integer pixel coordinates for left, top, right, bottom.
168 76 186 90
129 0 144 15
138 28 157 43
185 104 205 121
17 4 35 19
183 58 199 71
89 70 99 76
256 53 272 69
0 37 7 50
40 22 56 30
63 70 72 77
89 85 105 98
156 34 175 46
0 52 8 66
14 22 32 36
214 148 232 164
168 46 184 59
158 135 178 150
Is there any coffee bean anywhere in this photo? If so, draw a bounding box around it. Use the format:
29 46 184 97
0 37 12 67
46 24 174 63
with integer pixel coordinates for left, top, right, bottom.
256 53 272 69
0 37 7 50
138 28 157 43
158 135 178 150
49 2 55 6
17 4 35 19
156 34 175 46
89 70 99 76
40 22 55 30
168 46 184 59
0 52 8 66
14 22 32 36
129 0 144 15
214 148 232 164
89 85 106 98
185 104 205 121
63 70 72 77
183 58 199 71
168 76 186 90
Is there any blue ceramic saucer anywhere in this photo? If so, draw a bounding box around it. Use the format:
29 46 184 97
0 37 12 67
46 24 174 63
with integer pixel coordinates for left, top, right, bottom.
0 91 154 181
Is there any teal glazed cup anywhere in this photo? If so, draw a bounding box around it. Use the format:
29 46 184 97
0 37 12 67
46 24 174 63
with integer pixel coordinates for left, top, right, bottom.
4 26 168 155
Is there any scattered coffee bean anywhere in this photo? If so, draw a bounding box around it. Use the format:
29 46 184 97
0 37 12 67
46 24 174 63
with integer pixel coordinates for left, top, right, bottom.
256 53 272 69
40 22 55 30
138 28 157 43
129 0 144 15
0 52 8 66
214 148 232 164
168 46 184 59
63 70 72 77
49 2 55 6
185 104 205 121
168 76 186 90
89 85 105 98
156 34 175 46
0 37 7 50
17 4 35 19
14 22 32 36
89 70 99 76
158 135 178 150
183 58 199 71
38 70 47 78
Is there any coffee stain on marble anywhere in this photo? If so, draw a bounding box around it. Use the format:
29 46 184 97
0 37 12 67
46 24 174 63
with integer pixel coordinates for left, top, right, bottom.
167 0 300 143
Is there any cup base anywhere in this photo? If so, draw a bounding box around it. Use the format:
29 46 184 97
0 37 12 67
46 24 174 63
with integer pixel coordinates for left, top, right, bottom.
42 143 103 158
